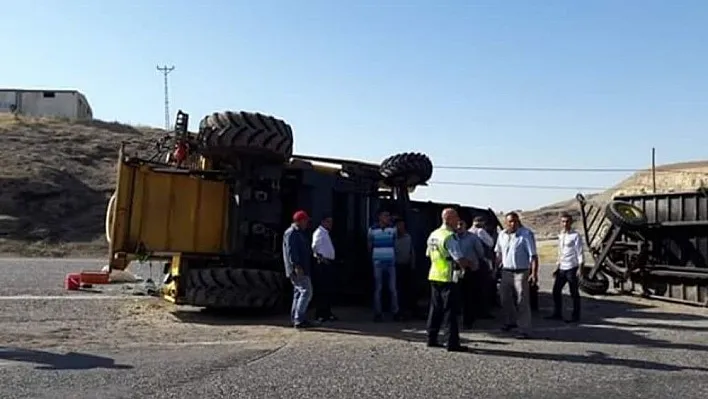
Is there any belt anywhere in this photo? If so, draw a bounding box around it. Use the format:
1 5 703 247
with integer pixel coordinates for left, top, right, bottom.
502 268 529 273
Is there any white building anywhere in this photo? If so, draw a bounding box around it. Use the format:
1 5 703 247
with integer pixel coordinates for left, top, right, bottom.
0 89 93 120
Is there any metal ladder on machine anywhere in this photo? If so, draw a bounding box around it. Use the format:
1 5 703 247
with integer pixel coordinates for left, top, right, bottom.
575 193 621 294
576 193 611 257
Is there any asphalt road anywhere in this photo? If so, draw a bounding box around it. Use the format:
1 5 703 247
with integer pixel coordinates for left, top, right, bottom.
0 258 707 399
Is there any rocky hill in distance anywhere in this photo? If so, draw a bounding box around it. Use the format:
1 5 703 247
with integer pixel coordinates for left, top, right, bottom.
521 162 708 240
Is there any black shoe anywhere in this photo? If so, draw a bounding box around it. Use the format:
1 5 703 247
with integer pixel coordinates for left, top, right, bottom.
373 314 383 323
500 324 518 332
515 332 531 339
328 314 339 322
565 316 580 324
393 313 404 322
427 341 444 348
294 321 315 329
316 316 327 323
545 314 563 321
446 345 469 352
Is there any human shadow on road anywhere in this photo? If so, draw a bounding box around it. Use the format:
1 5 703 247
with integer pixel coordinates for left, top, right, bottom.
465 347 708 372
171 288 707 352
0 347 133 370
172 307 509 346
473 292 708 352
172 301 708 373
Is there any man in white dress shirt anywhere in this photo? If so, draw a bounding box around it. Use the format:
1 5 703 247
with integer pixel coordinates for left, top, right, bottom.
312 215 337 322
547 212 584 323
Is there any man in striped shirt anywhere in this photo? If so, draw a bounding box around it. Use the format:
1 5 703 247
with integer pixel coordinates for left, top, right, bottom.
367 209 401 322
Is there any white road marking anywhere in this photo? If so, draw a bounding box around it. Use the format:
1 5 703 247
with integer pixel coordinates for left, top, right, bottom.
118 340 251 348
0 295 144 300
0 257 103 262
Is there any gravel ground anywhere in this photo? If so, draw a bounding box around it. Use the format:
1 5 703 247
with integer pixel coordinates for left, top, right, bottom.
0 258 707 399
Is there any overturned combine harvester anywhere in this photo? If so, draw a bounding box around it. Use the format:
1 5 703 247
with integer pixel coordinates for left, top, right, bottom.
104 110 498 311
576 192 708 306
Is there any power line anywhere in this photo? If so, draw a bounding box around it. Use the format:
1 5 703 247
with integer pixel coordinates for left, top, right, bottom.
428 181 608 191
156 65 175 130
434 165 708 174
435 165 636 172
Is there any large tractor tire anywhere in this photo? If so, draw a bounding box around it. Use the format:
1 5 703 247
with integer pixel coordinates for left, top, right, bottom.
579 269 610 295
605 200 648 231
379 152 433 186
197 111 294 163
184 267 288 312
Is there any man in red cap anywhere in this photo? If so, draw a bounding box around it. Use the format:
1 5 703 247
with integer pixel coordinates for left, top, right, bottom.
282 210 315 328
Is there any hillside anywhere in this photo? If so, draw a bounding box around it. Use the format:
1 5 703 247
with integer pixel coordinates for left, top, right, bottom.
1 114 707 257
0 114 165 256
521 163 708 239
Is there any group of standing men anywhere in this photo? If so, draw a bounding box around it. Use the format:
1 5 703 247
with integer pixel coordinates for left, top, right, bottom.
282 206 586 352
281 207 498 329
281 208 420 328
425 208 585 352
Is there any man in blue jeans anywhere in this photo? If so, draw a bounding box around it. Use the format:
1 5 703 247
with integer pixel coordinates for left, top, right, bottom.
283 210 315 329
367 209 401 322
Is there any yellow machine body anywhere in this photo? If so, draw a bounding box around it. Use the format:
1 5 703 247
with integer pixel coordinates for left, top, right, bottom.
107 145 229 273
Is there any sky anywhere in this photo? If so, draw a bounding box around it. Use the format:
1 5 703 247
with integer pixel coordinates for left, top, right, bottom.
3 0 708 212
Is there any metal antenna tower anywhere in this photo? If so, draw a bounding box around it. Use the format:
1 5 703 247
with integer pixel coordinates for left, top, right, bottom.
156 65 175 130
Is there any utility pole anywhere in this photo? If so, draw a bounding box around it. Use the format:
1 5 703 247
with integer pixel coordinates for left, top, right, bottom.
156 65 175 130
651 147 657 193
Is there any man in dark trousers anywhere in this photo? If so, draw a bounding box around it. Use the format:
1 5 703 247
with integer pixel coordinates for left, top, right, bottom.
425 208 475 352
312 215 338 322
456 219 487 329
468 216 498 309
394 218 417 319
547 212 584 323
282 210 315 329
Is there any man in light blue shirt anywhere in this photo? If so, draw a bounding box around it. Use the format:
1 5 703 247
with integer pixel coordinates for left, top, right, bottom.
367 209 400 322
494 211 538 338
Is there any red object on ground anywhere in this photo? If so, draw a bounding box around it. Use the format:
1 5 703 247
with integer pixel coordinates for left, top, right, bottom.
64 273 81 291
80 271 110 285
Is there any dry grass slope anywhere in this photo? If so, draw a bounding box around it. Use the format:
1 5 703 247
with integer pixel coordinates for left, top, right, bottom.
0 114 165 256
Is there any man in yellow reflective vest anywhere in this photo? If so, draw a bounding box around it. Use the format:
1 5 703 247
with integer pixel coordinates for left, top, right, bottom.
425 208 477 352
